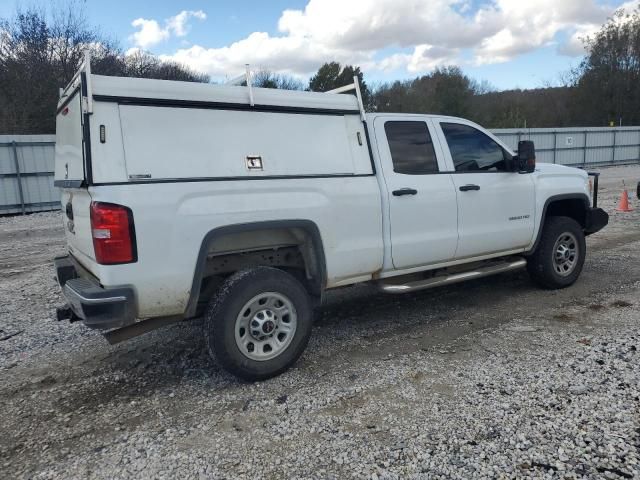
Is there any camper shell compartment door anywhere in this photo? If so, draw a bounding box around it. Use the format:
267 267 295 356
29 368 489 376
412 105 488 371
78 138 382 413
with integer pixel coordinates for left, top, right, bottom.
55 89 85 185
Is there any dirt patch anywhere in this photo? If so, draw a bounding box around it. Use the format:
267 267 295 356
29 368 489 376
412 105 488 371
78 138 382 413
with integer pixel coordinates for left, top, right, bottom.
587 304 606 311
611 299 634 308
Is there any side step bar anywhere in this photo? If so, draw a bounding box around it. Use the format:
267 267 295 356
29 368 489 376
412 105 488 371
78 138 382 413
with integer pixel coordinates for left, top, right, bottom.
379 258 527 294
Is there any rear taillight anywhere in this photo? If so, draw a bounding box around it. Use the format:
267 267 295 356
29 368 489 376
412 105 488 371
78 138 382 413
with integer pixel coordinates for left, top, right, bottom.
90 202 137 265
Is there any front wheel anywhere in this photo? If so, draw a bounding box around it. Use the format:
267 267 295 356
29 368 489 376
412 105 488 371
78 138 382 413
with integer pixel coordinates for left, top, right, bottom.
204 267 313 381
527 216 586 289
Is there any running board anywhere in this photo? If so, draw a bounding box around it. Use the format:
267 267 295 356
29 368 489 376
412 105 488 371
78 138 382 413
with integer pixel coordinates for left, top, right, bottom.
379 258 527 294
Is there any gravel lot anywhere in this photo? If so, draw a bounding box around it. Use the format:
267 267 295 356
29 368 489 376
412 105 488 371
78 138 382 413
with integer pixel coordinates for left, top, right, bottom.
1 165 640 479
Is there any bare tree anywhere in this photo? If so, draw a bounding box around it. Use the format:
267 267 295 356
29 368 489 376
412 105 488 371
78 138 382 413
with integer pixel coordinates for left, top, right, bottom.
123 50 208 82
0 3 208 134
1 7 60 134
251 70 304 90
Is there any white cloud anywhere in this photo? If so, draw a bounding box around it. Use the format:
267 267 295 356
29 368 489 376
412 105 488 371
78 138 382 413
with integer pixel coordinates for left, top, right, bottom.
129 10 206 49
159 32 370 79
474 0 613 64
618 0 640 14
373 45 460 73
558 0 639 57
559 25 601 57
130 18 169 50
155 0 636 78
167 10 207 37
125 47 142 57
277 0 501 52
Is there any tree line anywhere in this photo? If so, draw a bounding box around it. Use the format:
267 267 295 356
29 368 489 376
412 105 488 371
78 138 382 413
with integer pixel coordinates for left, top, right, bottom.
0 5 207 134
1 5 638 134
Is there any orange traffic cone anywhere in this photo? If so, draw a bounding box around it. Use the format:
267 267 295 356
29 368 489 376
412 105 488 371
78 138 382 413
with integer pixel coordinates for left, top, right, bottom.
616 188 633 212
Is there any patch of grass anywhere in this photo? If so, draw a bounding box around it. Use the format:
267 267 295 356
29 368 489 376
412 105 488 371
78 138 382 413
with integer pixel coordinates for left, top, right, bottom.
611 300 633 308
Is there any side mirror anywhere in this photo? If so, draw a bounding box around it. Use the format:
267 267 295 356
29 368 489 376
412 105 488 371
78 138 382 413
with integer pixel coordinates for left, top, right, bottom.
516 140 536 173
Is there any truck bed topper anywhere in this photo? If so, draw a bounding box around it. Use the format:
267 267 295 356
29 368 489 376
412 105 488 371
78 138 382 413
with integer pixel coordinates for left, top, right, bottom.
57 51 367 118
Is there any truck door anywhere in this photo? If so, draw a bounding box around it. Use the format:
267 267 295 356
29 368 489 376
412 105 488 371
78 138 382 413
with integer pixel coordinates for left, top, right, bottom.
433 119 535 259
374 117 458 270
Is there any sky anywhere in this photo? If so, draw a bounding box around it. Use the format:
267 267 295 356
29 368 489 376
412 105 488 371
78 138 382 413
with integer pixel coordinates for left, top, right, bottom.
1 0 639 90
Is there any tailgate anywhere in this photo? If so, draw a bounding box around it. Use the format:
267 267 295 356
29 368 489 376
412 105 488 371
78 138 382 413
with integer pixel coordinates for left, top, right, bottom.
60 188 96 268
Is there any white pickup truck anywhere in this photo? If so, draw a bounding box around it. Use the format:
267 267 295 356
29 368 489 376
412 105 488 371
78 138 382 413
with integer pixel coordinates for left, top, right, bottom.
54 55 608 380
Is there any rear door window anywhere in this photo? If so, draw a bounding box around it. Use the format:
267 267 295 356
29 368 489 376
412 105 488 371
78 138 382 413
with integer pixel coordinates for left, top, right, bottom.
384 121 439 175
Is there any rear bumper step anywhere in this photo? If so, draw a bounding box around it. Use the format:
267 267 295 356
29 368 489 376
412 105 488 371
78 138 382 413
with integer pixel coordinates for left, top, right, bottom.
379 258 527 294
54 255 136 329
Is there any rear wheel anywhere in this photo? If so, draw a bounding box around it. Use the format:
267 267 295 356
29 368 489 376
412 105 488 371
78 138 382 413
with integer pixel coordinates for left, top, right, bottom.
204 267 313 381
527 216 586 289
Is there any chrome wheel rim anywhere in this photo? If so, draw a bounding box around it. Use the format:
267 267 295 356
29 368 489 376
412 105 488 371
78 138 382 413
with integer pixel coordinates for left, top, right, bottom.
234 292 297 362
553 232 579 277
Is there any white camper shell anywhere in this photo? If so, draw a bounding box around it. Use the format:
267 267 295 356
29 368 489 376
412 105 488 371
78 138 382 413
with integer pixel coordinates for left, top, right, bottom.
55 60 370 186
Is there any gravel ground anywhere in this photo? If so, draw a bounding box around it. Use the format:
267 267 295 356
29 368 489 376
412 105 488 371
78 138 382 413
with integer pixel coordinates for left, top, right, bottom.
1 165 640 479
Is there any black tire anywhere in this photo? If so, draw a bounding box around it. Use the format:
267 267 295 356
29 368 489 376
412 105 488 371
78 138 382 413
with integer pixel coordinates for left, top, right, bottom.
527 216 586 289
204 267 313 381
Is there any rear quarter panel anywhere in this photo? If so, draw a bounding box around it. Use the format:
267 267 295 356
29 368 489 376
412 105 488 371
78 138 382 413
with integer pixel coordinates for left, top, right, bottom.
90 177 383 318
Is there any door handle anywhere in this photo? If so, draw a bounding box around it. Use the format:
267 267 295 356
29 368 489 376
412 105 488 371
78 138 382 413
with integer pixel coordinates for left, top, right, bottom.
392 188 418 196
459 184 480 192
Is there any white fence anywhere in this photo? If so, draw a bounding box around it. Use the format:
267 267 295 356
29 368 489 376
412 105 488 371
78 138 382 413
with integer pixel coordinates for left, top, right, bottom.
492 126 640 167
1 127 639 215
0 135 58 215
